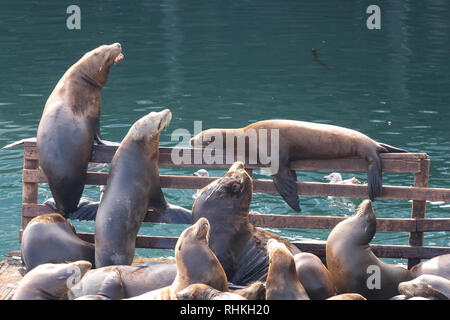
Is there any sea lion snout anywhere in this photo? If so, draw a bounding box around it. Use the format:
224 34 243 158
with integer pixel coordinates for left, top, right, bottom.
129 109 172 140
194 217 211 242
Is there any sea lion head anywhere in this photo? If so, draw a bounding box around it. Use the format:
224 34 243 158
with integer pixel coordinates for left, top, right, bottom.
26 213 77 234
75 43 124 87
267 239 297 279
13 261 92 300
128 109 172 142
398 275 449 300
192 161 253 221
344 199 376 245
189 128 226 149
174 218 228 292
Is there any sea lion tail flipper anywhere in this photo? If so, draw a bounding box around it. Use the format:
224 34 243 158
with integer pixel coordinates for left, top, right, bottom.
1 137 37 150
377 143 408 153
367 155 383 201
271 168 301 212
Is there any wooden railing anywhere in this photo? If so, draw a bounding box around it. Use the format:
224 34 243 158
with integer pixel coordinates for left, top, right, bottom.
20 142 450 268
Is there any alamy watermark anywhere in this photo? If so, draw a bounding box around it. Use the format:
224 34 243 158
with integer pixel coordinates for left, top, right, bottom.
66 5 81 30
366 5 381 30
366 265 381 290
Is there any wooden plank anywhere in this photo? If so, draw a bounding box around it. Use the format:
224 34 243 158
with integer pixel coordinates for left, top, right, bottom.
22 155 38 230
23 143 426 173
409 159 430 268
294 241 450 260
0 252 24 300
22 203 450 233
416 218 450 232
17 228 450 260
21 168 450 202
71 233 450 259
76 233 179 250
248 214 417 232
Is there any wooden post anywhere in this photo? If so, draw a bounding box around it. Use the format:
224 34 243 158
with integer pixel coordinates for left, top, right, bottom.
408 158 430 269
21 143 39 233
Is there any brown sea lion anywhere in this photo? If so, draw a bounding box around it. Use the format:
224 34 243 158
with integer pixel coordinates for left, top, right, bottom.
265 239 309 300
190 120 407 212
12 261 92 300
95 109 173 267
21 213 95 271
36 43 123 218
294 252 335 299
68 261 177 299
191 161 300 285
410 254 450 280
326 293 366 300
231 281 266 300
127 218 229 300
326 200 413 299
398 274 450 300
176 284 247 300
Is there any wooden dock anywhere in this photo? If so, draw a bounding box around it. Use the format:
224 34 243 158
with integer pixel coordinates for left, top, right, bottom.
1 141 450 299
0 251 24 300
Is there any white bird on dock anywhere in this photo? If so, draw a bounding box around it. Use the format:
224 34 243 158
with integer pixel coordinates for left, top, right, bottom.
323 172 362 185
192 169 209 199
322 172 363 212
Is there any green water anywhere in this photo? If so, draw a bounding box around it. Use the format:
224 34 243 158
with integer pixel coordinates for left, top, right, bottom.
0 1 449 262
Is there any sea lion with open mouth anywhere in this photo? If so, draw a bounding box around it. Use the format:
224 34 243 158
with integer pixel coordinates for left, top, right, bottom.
36 43 124 218
190 120 407 212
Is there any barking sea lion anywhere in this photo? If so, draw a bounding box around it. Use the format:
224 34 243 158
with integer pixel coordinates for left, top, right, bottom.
326 200 413 299
95 109 172 267
36 43 123 218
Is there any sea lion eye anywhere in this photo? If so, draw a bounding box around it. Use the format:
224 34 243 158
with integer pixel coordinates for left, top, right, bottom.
230 182 242 194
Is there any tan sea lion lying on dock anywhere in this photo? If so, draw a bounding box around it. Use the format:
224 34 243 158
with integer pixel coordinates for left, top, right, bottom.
190 120 407 212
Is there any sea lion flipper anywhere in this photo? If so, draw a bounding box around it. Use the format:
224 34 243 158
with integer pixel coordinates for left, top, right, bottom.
367 155 382 201
1 137 36 150
377 143 408 153
271 167 301 212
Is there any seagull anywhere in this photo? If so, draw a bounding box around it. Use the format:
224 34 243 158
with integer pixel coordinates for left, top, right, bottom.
323 172 362 185
192 169 210 199
322 172 363 212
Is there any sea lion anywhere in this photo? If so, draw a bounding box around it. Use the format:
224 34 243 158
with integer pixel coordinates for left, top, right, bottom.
294 252 335 300
231 281 266 300
326 293 366 300
326 200 414 299
68 261 177 299
265 239 310 300
191 161 300 285
410 254 450 280
21 213 95 271
36 43 123 218
398 274 450 300
12 261 92 300
176 284 247 300
190 120 407 212
95 109 174 267
127 218 229 300
74 295 111 300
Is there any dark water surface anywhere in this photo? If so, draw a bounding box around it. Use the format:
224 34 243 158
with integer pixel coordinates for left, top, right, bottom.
0 1 449 261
